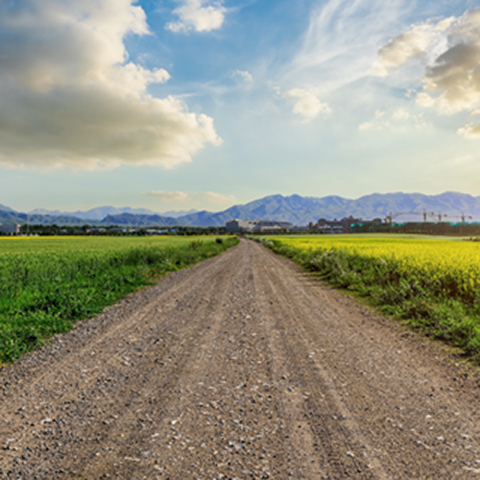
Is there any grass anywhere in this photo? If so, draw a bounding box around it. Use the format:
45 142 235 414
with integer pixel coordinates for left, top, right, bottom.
0 235 217 254
0 236 238 363
257 234 480 363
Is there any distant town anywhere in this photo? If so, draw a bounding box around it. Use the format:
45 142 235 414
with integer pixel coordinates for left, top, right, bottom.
226 216 480 236
2 192 480 236
3 212 480 237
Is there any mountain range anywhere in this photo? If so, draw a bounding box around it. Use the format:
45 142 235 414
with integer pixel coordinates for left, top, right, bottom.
28 206 199 221
1 192 480 227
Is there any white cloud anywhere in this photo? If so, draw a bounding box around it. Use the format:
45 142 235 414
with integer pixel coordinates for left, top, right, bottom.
231 70 254 83
458 124 480 139
202 192 236 204
166 0 226 33
374 9 480 138
415 92 436 108
371 18 454 77
358 122 374 131
143 190 236 206
358 108 430 132
144 191 190 202
286 0 413 91
283 88 331 122
0 0 221 170
392 108 410 120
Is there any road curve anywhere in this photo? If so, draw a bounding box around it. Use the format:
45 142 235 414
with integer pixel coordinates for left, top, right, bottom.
2 239 480 479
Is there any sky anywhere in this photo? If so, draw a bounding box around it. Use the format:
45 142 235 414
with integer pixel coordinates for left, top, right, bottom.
1 0 480 213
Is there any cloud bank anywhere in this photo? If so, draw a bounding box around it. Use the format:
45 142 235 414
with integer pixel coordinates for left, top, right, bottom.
374 9 480 138
166 0 226 33
0 0 221 170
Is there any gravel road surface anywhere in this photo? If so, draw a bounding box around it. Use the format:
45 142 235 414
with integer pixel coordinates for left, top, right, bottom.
2 239 480 479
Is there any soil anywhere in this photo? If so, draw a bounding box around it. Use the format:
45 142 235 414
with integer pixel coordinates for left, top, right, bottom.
2 238 480 479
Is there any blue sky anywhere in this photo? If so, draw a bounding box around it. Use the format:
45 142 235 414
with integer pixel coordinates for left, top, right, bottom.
1 0 479 213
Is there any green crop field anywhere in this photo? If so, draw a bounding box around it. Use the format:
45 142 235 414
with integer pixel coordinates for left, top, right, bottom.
0 235 238 363
259 234 480 362
0 235 215 254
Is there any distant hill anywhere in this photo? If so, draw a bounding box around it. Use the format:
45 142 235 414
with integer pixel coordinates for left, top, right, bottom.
2 192 480 227
177 194 350 226
100 213 179 227
0 203 16 213
160 209 199 218
0 210 89 226
0 210 23 225
29 206 160 221
176 192 480 226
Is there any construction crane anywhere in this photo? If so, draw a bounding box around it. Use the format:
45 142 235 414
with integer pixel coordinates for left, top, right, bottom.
427 212 447 222
386 211 472 224
386 212 408 225
426 212 472 222
445 213 473 223
385 211 429 225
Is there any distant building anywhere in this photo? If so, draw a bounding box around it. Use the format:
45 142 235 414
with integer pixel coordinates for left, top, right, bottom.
316 216 363 234
146 228 169 235
226 219 254 233
291 225 310 233
0 223 20 235
226 219 293 233
252 225 283 234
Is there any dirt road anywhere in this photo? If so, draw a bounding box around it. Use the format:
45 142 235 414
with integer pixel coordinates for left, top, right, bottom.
2 239 480 479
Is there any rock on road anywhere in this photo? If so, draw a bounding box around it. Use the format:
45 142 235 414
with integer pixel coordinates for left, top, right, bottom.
2 239 480 479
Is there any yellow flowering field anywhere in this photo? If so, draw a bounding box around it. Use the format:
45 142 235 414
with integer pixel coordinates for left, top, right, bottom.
267 235 480 296
259 234 480 359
